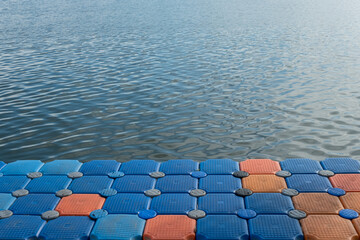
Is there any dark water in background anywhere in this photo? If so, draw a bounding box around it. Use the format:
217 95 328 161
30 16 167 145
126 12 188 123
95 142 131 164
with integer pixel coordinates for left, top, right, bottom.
1 0 360 163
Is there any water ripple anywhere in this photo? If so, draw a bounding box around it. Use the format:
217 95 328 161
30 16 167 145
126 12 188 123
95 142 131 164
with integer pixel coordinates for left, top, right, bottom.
1 0 360 162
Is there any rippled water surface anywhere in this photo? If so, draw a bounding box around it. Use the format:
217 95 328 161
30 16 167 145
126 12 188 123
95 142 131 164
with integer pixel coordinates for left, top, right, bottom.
1 0 360 163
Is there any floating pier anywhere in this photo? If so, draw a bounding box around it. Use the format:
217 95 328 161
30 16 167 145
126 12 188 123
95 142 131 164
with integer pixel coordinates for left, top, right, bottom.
1 158 360 239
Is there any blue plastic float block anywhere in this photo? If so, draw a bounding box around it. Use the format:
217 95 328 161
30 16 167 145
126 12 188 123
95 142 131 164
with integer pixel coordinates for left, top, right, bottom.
150 193 196 214
0 193 16 210
159 159 199 174
9 194 60 215
245 193 294 214
155 175 197 193
0 215 46 240
200 159 239 174
0 161 5 170
39 160 82 175
112 175 156 193
286 174 332 192
0 160 44 175
119 160 160 175
280 158 323 174
90 214 145 240
196 215 249 240
68 176 113 193
38 216 94 240
198 194 245 214
0 176 31 193
26 176 72 193
79 160 121 175
321 158 360 173
199 175 241 193
249 215 303 240
103 193 151 214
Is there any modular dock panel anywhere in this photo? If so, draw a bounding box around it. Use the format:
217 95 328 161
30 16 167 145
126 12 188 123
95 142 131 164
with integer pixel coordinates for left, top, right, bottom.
1 158 360 239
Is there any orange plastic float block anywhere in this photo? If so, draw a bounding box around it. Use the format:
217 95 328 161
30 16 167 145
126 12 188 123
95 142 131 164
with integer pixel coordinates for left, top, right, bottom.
341 192 360 213
242 175 287 193
55 194 105 216
301 215 359 240
330 174 360 192
352 218 360 236
292 193 343 215
240 159 281 174
143 215 196 240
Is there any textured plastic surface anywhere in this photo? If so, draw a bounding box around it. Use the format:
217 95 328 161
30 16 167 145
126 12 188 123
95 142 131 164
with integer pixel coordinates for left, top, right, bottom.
90 209 108 219
339 209 359 219
0 210 13 219
330 174 360 192
282 188 299 197
321 158 360 173
190 171 207 178
138 210 157 220
281 158 323 174
237 209 257 219
107 171 125 178
288 210 307 220
198 194 245 214
188 209 206 219
27 172 43 179
249 215 303 240
38 216 94 240
292 193 343 214
90 214 145 240
55 194 105 216
120 160 159 175
286 174 332 192
235 188 253 197
103 193 151 214
68 176 113 193
143 215 196 240
150 193 196 214
41 210 60 220
340 192 360 213
67 172 83 179
99 188 117 197
56 189 72 198
26 176 72 193
301 215 358 240
242 175 287 193
197 215 249 240
0 160 44 175
11 189 29 197
79 160 120 175
245 193 294 214
0 176 31 193
155 175 197 193
351 218 360 237
200 159 239 174
3 158 360 239
0 215 46 240
199 175 241 193
240 159 281 174
144 189 161 197
328 187 346 196
0 193 16 210
40 160 82 175
10 194 60 215
113 175 156 193
159 159 199 174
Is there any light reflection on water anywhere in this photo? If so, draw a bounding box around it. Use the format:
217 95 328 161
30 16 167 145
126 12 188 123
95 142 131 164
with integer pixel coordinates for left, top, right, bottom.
1 0 360 162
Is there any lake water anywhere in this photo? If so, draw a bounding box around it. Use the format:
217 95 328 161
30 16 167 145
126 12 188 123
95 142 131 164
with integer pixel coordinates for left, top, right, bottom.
1 0 360 163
